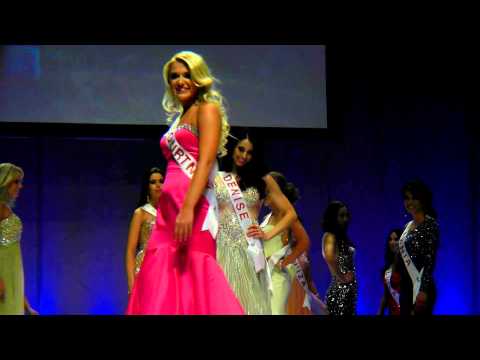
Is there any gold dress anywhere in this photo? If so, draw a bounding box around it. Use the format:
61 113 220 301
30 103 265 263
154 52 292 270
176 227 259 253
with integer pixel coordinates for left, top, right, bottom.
134 204 157 275
215 175 271 315
0 212 24 315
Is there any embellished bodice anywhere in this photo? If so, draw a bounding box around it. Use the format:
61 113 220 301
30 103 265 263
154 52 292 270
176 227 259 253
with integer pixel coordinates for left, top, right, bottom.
160 123 199 163
397 215 439 293
215 175 261 248
0 212 22 247
135 204 157 275
336 242 356 277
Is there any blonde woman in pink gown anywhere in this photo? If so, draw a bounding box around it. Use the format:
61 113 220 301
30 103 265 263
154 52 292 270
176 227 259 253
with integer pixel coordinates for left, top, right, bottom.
126 51 243 315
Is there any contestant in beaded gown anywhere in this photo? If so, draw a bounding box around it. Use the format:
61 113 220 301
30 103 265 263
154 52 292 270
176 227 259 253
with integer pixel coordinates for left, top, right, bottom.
324 240 357 315
215 177 271 315
394 180 439 316
125 167 164 295
0 211 24 315
321 201 357 316
0 162 37 315
214 131 297 315
134 204 157 276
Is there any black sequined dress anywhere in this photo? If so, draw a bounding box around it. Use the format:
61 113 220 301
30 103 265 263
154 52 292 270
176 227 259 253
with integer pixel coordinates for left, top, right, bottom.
396 215 439 315
324 240 358 316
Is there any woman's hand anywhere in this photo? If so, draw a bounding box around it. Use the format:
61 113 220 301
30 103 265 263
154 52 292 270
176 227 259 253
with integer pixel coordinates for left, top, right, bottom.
275 255 293 271
275 259 285 271
175 206 194 245
282 255 294 268
247 224 268 240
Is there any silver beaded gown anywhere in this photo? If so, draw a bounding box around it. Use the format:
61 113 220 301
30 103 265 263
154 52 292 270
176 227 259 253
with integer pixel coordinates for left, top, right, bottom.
0 212 24 315
214 175 271 315
134 204 156 275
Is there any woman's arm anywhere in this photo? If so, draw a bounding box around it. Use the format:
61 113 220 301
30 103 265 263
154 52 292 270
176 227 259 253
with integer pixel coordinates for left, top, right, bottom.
323 233 354 283
247 175 297 241
377 286 388 315
125 208 143 293
175 103 221 243
323 233 337 273
281 219 310 268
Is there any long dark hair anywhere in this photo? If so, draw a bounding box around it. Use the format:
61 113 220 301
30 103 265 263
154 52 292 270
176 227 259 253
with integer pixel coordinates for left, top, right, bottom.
401 179 438 219
136 167 164 208
269 171 302 242
383 228 403 274
269 171 300 205
321 200 353 248
219 127 268 199
268 171 302 225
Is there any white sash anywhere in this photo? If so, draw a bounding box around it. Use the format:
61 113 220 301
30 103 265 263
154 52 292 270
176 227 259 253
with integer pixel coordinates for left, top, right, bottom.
399 221 424 304
164 119 219 239
268 245 290 270
220 172 266 273
141 203 157 218
260 211 327 315
265 243 291 295
384 267 400 306
291 253 328 315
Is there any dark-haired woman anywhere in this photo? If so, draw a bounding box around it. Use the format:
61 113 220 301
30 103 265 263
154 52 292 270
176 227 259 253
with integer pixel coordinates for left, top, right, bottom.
265 171 327 316
262 171 324 315
321 201 357 316
125 167 164 295
394 180 439 316
215 130 297 315
378 229 402 316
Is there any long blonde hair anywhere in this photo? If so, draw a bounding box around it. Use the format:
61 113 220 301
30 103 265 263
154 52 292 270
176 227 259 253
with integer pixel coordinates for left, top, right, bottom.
162 51 230 157
0 163 24 207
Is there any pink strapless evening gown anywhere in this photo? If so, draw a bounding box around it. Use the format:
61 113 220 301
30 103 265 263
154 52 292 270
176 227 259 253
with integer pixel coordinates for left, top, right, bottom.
126 126 244 315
